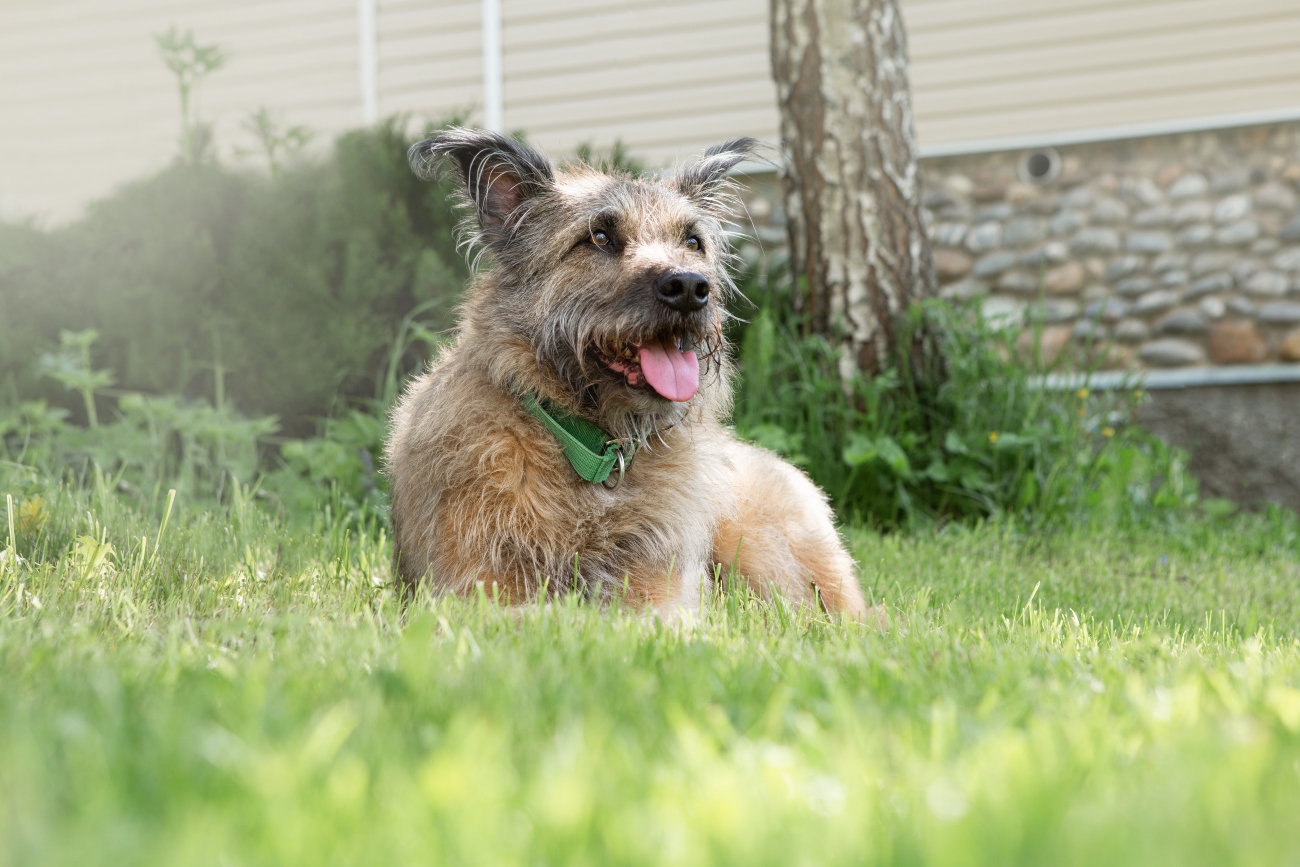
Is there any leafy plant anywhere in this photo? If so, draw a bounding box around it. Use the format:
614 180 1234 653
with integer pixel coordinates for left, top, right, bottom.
730 271 1196 528
243 106 314 176
39 330 114 428
155 27 227 163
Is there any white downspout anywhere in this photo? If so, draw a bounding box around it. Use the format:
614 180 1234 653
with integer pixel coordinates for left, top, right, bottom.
358 0 379 124
481 0 503 131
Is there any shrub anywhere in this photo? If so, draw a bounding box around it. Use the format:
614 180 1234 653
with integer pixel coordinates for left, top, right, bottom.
0 118 465 433
729 273 1197 528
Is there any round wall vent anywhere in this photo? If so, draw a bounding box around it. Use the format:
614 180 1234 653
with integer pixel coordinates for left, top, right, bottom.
1018 148 1061 186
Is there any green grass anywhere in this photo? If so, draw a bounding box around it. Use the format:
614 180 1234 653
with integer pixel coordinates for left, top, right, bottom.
3 478 1300 866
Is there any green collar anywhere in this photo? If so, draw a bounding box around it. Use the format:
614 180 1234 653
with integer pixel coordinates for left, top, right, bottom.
521 394 636 487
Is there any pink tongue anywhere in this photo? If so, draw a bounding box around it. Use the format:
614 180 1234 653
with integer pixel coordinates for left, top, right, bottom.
638 339 699 402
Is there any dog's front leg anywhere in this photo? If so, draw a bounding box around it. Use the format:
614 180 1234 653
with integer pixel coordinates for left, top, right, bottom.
714 439 870 620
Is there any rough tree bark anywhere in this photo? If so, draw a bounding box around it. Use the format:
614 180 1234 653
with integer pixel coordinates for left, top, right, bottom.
770 0 936 378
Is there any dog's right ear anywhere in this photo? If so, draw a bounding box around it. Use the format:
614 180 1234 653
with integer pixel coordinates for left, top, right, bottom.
409 128 554 239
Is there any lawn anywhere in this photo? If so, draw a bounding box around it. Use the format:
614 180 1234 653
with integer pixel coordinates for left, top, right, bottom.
3 479 1300 866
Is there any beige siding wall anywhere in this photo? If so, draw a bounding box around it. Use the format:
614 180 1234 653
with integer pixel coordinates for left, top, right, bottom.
4 0 1300 222
0 0 363 223
499 0 773 167
375 0 481 122
905 0 1300 148
500 0 1300 162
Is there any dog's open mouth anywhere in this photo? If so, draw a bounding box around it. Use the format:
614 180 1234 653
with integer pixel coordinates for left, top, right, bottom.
595 332 699 402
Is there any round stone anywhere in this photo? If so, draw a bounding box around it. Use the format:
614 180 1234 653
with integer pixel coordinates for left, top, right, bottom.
1070 227 1121 254
1231 260 1259 283
1151 253 1188 273
1139 338 1206 367
1191 252 1236 275
933 249 974 281
1212 193 1251 224
1020 241 1070 266
1244 271 1289 297
1003 216 1049 247
1184 272 1233 298
1116 276 1155 297
997 270 1040 294
1280 328 1300 361
1133 289 1180 317
1124 177 1164 207
1127 231 1173 253
944 174 973 197
976 203 1015 222
1176 225 1214 248
1257 302 1300 324
1043 261 1085 295
973 251 1019 277
1114 319 1151 343
1254 182 1297 211
1133 204 1173 227
1105 255 1145 282
1091 197 1130 224
1216 221 1261 246
1062 187 1095 209
1035 299 1081 323
980 296 1025 330
1051 210 1087 237
1173 201 1212 225
1101 299 1130 322
1016 325 1074 365
934 222 969 248
940 278 988 301
1074 319 1106 341
1280 217 1300 243
1199 296 1226 320
965 221 1003 253
1272 247 1300 272
1227 296 1257 316
1168 173 1209 199
1208 321 1267 364
1209 170 1249 194
1155 307 1208 335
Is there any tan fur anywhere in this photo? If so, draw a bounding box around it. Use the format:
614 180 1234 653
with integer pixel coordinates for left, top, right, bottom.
386 130 867 620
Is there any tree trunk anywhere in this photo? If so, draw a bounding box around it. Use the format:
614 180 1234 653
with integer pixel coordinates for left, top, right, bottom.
770 0 936 378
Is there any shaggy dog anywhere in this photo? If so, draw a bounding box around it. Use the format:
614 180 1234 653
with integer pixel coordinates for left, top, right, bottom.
385 129 867 619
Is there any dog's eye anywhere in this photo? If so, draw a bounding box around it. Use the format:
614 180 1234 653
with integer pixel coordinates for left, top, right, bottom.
590 231 610 247
685 236 701 252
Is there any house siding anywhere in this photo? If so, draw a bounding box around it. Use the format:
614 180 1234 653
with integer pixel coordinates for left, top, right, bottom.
4 0 1300 221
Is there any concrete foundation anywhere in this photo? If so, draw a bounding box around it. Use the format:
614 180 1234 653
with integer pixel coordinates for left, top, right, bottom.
1140 382 1300 510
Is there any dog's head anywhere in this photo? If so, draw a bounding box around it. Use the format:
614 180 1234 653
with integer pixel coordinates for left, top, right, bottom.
410 128 756 441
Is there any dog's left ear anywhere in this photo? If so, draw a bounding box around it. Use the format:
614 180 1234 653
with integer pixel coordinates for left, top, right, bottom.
675 138 762 212
409 127 554 239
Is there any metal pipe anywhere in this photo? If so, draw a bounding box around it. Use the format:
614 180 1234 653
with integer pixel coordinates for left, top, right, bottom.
481 0 503 131
1038 364 1300 392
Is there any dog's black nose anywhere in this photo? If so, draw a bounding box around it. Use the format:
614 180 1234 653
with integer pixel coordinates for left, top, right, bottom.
654 270 710 313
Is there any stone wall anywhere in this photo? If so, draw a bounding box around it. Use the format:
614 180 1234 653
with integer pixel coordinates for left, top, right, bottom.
739 121 1300 370
923 122 1300 369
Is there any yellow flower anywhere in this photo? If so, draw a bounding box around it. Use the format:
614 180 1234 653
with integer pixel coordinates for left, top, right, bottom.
1077 406 1086 417
1102 426 1115 438
18 497 46 536
1076 387 1089 400
988 432 999 444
